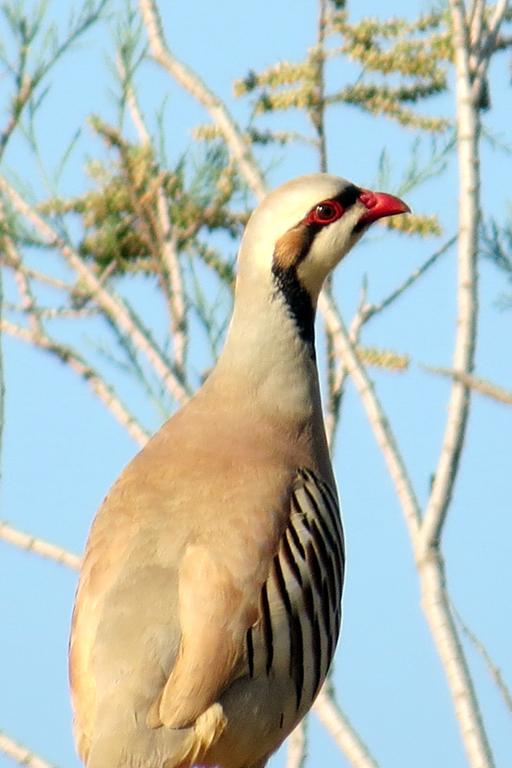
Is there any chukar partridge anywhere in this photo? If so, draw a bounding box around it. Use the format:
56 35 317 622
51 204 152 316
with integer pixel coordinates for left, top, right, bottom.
70 173 409 768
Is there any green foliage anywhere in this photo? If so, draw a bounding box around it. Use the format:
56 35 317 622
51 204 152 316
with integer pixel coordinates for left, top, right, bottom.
357 344 409 370
5 0 465 300
235 6 451 140
384 212 441 237
38 117 243 278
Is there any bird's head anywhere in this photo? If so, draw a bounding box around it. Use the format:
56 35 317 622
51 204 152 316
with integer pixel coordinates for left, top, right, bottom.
215 174 409 402
238 173 410 301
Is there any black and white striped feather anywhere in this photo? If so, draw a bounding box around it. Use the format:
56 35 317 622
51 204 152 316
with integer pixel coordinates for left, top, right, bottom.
246 467 345 713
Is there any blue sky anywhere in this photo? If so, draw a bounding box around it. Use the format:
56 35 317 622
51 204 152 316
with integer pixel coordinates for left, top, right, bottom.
1 1 511 767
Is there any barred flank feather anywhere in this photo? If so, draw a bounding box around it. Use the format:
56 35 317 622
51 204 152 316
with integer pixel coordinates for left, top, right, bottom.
247 468 345 714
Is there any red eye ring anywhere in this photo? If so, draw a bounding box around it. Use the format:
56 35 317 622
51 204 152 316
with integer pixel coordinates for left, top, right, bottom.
306 199 344 226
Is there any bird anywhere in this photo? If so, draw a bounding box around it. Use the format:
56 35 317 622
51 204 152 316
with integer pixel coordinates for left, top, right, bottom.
69 173 409 768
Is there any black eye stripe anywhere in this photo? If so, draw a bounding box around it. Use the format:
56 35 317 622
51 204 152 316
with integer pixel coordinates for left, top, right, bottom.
332 184 360 209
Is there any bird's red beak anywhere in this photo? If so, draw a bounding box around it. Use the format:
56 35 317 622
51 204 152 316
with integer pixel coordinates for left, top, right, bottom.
358 189 410 225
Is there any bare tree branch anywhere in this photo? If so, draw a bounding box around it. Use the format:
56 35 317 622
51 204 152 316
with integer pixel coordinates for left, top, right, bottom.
362 237 457 322
469 0 486 31
421 0 480 552
0 76 33 159
452 603 512 714
118 56 152 146
286 720 308 768
471 0 510 101
417 4 496 767
312 0 328 174
0 732 57 768
155 202 188 374
138 0 267 202
1 195 151 445
323 238 452 446
313 685 378 768
0 521 81 570
323 284 367 447
425 367 512 405
419 551 494 768
0 259 74 293
320 225 493 768
1 319 150 446
318 291 422 547
118 56 188 375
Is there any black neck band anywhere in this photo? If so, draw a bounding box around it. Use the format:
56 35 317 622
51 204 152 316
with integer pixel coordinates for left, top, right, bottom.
272 264 316 352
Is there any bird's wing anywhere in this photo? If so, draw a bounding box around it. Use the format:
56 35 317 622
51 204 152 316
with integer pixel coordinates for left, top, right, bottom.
145 462 293 731
146 537 258 729
147 465 344 731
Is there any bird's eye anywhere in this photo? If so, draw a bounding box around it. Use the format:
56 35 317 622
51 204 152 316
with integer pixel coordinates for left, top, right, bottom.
307 200 343 226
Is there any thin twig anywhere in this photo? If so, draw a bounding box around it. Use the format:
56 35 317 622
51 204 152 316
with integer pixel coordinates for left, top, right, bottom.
323 279 339 448
323 282 367 447
0 13 39 159
0 521 81 570
0 259 74 293
4 302 99 319
419 551 493 767
0 732 57 768
0 1 108 159
119 57 189 375
118 56 152 146
313 684 379 768
1 319 150 446
312 0 328 173
363 237 457 322
425 367 512 405
0 79 33 159
421 1 480 552
104 317 171 421
1 198 151 445
138 0 266 201
469 0 486 39
7 220 46 338
323 236 451 447
471 0 510 102
156 204 188 374
452 603 512 714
